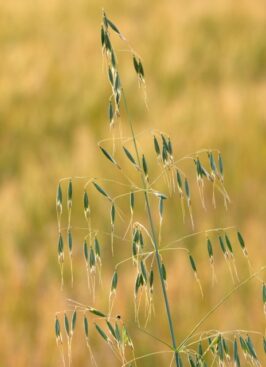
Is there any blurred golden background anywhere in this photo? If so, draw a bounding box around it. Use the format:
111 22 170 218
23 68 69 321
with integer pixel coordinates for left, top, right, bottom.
1 0 266 366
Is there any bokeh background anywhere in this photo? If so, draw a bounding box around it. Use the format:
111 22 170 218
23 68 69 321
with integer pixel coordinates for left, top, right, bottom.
1 0 265 366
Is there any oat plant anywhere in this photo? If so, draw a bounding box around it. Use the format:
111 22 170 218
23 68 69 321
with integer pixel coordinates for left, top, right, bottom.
54 11 266 367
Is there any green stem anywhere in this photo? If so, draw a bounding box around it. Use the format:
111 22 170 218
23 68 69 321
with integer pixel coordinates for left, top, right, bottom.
121 90 179 366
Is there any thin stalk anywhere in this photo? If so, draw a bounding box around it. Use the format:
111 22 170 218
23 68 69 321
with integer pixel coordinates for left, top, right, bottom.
121 90 179 366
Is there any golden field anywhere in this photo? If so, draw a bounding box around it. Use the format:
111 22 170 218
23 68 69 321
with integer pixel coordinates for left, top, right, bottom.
0 0 266 366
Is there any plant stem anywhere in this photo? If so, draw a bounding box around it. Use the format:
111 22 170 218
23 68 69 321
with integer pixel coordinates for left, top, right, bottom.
121 90 179 366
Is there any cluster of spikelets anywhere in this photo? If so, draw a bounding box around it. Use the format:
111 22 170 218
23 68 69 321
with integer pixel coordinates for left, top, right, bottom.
54 10 266 367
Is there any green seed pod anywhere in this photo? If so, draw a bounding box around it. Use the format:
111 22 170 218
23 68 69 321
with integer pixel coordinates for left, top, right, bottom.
84 240 89 262
100 26 105 48
218 236 226 254
237 231 245 250
58 234 64 256
108 100 114 125
106 321 116 339
263 283 266 304
93 182 108 198
140 260 147 283
138 61 144 79
176 170 183 190
123 146 136 166
167 137 173 156
184 178 190 199
142 154 148 178
208 152 216 173
84 316 89 338
64 313 70 336
55 317 61 338
133 55 139 74
71 310 77 332
111 203 115 225
89 247 96 268
130 192 135 212
94 237 101 257
111 271 118 292
207 238 213 260
161 263 167 281
56 183 63 208
233 339 240 367
95 324 108 342
67 230 72 253
67 180 72 208
218 153 223 176
83 191 90 217
106 17 121 36
89 308 106 317
100 146 118 167
189 255 197 273
225 234 233 254
149 269 154 289
153 135 160 156
246 335 257 359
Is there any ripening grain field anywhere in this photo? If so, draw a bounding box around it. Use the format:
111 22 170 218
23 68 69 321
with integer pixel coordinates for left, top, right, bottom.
0 0 266 366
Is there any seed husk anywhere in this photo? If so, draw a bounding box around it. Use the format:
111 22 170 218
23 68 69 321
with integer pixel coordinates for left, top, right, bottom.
92 182 109 199
111 271 118 292
89 308 106 317
189 255 197 273
123 146 136 166
153 135 160 156
64 313 70 336
100 146 120 168
95 324 108 342
84 316 89 338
